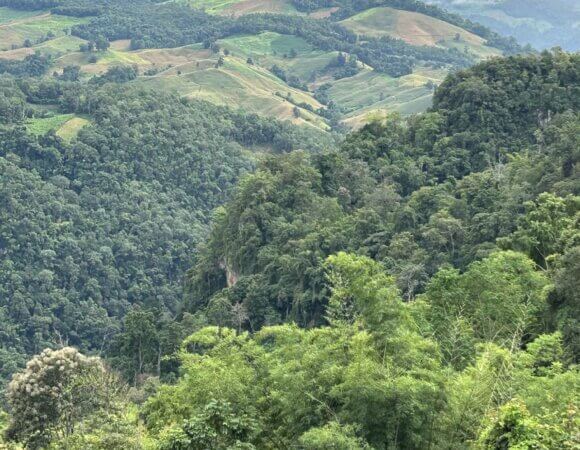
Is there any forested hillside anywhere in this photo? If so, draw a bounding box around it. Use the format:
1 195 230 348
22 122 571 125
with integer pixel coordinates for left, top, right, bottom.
0 77 330 383
186 51 579 329
0 0 578 448
1 48 578 449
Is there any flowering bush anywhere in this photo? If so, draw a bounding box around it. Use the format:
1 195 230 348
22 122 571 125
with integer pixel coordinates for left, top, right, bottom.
5 347 105 449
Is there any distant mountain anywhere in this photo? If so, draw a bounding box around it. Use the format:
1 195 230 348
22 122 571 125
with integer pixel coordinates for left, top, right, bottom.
426 0 580 51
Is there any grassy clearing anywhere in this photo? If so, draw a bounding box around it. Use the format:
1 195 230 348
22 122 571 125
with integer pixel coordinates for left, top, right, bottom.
0 13 89 51
55 48 150 75
340 7 501 59
137 45 207 66
0 46 33 60
110 39 132 51
26 114 74 136
27 114 90 139
308 6 339 18
174 0 298 16
0 7 43 24
220 32 313 57
96 49 148 65
174 0 246 14
220 0 298 16
56 116 90 141
36 35 86 56
218 32 336 80
10 14 88 37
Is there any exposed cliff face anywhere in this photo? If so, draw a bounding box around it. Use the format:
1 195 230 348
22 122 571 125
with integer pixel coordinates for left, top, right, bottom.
219 259 239 287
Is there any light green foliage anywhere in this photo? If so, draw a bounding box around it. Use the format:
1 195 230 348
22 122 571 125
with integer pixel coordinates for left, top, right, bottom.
48 408 144 450
157 400 259 450
436 344 515 447
147 256 579 449
501 193 579 266
522 332 565 376
25 113 74 135
476 399 579 450
424 251 549 367
143 327 262 435
298 422 370 449
436 332 579 449
147 254 445 449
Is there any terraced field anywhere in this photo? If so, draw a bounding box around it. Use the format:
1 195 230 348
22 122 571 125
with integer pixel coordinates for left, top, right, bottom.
0 2 508 131
218 32 337 80
174 0 298 16
340 7 501 59
139 54 328 129
0 11 89 51
327 66 447 127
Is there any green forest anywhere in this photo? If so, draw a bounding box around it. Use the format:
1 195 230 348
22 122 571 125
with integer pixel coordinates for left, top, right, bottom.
0 0 578 448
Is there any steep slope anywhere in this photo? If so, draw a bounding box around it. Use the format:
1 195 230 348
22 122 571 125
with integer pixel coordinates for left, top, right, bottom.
185 49 579 334
340 6 501 58
0 79 331 383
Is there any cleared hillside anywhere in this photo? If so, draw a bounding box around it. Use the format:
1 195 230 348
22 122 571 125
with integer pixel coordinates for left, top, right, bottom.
0 1 509 130
340 7 501 59
177 0 299 16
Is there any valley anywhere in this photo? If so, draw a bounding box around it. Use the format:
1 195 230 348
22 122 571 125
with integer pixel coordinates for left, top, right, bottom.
426 0 580 51
0 1 578 449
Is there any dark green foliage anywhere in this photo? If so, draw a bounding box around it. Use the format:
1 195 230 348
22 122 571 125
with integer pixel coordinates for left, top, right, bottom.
433 50 580 173
59 65 81 82
0 54 52 78
0 79 329 385
91 65 138 84
0 78 29 123
185 51 579 339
